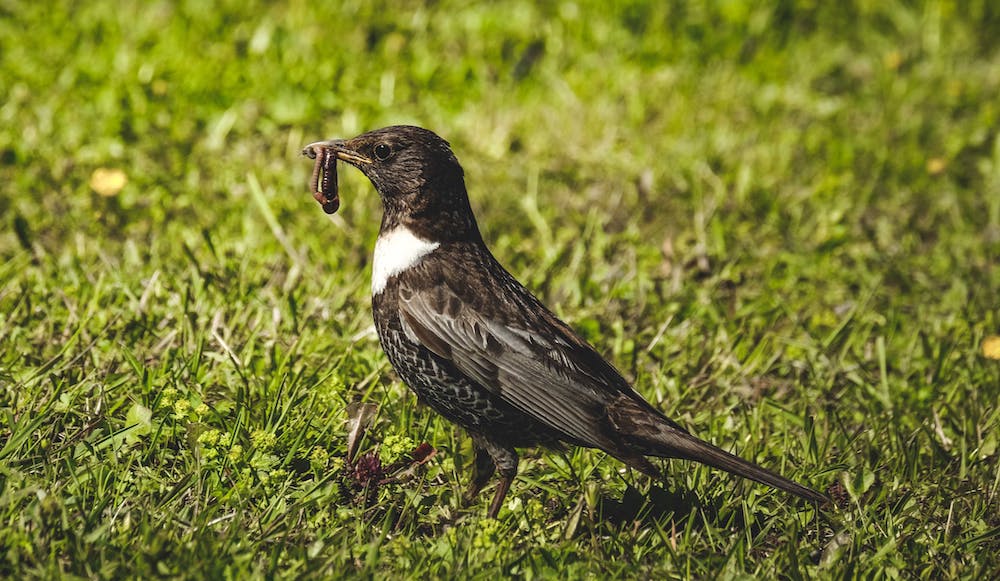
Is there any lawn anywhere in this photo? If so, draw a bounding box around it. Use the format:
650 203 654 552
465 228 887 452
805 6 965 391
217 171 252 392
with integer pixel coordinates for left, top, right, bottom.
1 0 998 578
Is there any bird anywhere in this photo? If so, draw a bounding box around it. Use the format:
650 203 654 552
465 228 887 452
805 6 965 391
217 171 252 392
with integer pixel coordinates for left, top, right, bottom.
302 125 827 518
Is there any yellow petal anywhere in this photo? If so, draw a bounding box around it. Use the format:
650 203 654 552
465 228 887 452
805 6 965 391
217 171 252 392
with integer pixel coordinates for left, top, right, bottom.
926 158 947 175
983 336 1000 360
90 168 128 197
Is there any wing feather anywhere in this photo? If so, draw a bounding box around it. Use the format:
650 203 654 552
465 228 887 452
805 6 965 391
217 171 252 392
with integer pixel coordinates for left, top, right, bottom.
398 279 627 450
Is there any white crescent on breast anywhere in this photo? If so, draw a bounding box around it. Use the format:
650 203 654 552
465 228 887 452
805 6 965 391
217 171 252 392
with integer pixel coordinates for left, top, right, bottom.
372 227 441 296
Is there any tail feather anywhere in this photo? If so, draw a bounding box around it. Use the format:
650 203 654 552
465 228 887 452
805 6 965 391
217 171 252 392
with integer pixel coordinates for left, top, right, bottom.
654 428 828 504
607 395 827 504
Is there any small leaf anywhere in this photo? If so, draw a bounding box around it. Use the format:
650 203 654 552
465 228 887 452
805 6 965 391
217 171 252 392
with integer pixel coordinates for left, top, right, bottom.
844 467 876 501
926 157 947 175
978 430 997 459
410 442 436 465
89 168 128 197
982 336 1000 360
820 530 853 568
345 402 378 463
124 403 152 445
563 498 584 541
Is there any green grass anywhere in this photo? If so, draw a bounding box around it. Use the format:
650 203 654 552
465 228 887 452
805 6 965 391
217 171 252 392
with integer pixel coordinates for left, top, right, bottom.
2 0 999 577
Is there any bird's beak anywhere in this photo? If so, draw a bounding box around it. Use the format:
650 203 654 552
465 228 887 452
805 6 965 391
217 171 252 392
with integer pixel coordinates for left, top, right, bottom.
301 140 372 167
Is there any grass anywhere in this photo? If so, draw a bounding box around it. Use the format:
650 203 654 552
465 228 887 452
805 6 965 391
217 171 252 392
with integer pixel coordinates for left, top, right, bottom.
1 0 999 577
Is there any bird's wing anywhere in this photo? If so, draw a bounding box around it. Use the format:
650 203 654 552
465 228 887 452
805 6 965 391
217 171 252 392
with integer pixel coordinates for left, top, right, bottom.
396 276 639 451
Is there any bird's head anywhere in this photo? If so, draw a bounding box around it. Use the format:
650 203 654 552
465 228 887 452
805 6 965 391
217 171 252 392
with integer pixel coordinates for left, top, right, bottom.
303 125 479 240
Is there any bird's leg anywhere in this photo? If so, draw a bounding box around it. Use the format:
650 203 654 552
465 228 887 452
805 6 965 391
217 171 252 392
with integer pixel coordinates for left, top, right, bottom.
487 473 514 519
468 434 519 518
463 444 496 504
485 452 518 519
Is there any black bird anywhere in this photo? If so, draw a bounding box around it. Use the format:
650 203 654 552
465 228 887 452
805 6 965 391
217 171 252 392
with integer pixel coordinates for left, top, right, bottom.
302 125 826 517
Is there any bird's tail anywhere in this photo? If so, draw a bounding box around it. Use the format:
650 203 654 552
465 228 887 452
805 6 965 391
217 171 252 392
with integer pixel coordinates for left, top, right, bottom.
609 396 827 504
648 426 828 504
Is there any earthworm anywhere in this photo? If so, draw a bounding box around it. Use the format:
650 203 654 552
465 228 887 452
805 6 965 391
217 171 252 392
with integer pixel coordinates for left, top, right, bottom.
308 147 340 214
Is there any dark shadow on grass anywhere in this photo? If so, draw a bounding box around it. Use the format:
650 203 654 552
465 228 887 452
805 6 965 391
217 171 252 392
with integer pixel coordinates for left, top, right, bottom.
590 483 711 530
586 482 816 538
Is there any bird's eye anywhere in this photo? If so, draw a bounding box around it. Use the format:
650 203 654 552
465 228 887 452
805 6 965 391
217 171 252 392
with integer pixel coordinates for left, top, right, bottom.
373 143 392 161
